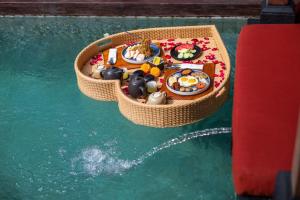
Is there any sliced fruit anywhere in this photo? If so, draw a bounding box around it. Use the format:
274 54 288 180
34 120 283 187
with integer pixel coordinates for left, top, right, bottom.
178 53 184 59
175 44 194 51
183 54 190 59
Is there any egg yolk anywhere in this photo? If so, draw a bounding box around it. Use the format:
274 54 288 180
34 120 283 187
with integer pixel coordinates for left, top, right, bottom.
180 77 188 82
188 79 197 84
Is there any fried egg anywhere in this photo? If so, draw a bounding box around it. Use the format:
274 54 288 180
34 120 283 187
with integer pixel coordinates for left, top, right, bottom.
178 76 199 87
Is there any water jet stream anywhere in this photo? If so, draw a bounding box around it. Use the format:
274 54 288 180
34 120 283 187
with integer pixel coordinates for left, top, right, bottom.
70 127 231 176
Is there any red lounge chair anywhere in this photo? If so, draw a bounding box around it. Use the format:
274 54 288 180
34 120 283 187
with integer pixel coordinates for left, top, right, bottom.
232 24 300 197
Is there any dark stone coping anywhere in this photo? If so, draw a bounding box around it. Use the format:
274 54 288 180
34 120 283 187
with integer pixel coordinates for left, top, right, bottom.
0 0 261 16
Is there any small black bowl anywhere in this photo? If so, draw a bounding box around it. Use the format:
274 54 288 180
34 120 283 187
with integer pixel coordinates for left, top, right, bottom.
130 70 144 80
133 70 144 76
170 44 202 61
144 74 155 82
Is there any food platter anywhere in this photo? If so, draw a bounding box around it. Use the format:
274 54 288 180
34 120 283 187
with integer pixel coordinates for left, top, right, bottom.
166 69 210 96
121 43 161 64
170 44 201 61
75 25 231 127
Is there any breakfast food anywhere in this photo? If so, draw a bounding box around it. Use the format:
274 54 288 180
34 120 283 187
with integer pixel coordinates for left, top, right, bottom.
122 68 129 80
153 56 161 65
196 82 206 89
172 82 180 90
140 63 151 73
124 38 152 62
181 69 192 76
178 76 199 87
168 76 177 87
175 44 194 51
166 69 210 95
171 44 201 61
150 67 161 77
178 49 196 59
175 44 196 59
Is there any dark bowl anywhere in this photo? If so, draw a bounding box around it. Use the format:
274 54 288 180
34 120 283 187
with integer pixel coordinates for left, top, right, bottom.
170 45 202 61
144 74 155 82
130 70 145 80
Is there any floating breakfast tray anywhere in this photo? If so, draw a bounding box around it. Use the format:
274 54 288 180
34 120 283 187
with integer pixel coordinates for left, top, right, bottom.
74 25 230 128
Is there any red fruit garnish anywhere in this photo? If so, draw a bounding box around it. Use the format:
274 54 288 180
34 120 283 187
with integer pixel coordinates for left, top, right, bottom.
213 60 219 64
175 44 194 51
191 38 199 43
160 43 167 47
163 47 169 51
204 37 209 40
204 41 210 44
167 38 175 41
212 48 218 51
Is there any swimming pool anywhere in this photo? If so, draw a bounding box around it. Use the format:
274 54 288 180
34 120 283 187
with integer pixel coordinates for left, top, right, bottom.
0 16 245 200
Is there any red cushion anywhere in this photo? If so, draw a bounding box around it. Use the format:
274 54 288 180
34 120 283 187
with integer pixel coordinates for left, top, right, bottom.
233 24 300 196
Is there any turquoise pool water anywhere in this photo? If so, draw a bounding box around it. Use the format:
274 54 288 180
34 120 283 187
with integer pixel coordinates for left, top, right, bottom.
0 16 245 200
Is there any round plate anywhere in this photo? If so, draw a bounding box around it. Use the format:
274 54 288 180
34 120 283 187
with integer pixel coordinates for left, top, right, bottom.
170 44 201 61
166 69 210 96
122 43 160 64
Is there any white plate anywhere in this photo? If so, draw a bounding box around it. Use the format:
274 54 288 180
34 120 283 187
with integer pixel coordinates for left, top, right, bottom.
166 69 210 96
121 43 160 64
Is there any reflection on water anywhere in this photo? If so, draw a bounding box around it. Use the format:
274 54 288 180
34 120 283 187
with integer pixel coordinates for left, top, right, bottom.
71 127 231 176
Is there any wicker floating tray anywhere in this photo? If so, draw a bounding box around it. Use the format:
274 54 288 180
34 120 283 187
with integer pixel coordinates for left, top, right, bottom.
74 25 230 128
